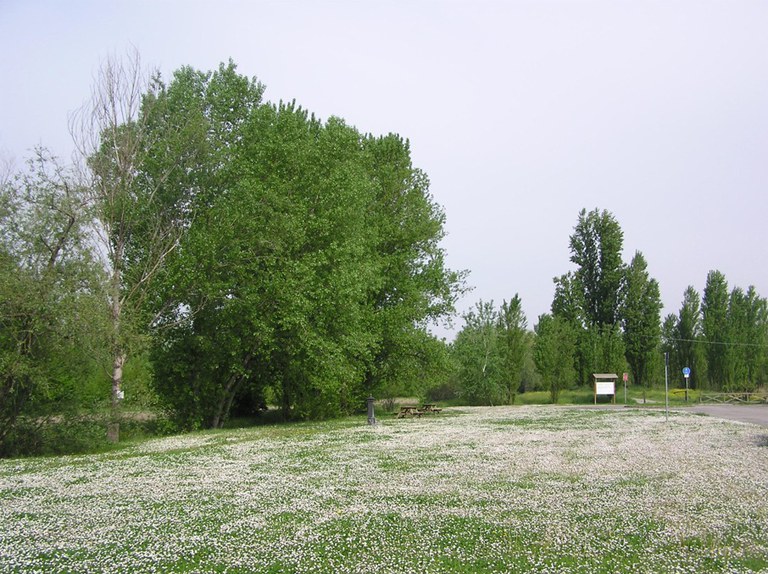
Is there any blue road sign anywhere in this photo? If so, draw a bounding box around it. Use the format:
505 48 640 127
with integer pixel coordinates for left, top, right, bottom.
682 367 691 377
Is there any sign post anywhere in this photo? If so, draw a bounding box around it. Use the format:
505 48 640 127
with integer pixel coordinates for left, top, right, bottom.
623 372 628 405
664 353 669 423
682 367 691 403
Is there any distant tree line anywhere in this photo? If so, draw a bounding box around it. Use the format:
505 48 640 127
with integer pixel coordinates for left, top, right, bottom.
449 208 768 403
0 55 464 456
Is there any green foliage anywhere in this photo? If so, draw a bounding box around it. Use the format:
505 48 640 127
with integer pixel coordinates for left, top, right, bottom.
13 57 768 456
672 286 707 389
533 314 577 403
1 58 463 453
147 64 463 427
568 208 625 328
550 208 631 387
497 296 528 402
451 301 503 405
360 133 466 397
451 298 529 405
621 251 662 389
0 150 108 456
702 270 729 388
665 278 768 392
725 286 768 390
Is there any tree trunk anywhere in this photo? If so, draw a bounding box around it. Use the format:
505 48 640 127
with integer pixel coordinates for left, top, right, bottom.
107 244 124 443
212 373 239 429
218 376 243 429
211 354 254 428
281 378 292 421
108 349 125 443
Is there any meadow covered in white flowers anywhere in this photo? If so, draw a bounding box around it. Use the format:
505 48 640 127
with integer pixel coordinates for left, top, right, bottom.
1 406 767 573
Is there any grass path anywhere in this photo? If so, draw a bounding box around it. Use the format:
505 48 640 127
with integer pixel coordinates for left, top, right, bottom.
1 406 767 573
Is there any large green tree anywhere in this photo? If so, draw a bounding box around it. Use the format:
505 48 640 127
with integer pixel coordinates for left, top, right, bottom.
568 208 625 328
552 208 627 385
533 314 577 403
360 134 465 398
451 301 503 405
725 286 768 390
497 295 528 404
621 251 662 389
674 286 707 389
147 64 463 427
0 149 104 454
702 270 729 390
153 102 374 426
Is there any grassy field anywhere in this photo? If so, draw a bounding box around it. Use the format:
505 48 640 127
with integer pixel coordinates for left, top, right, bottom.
1 406 767 573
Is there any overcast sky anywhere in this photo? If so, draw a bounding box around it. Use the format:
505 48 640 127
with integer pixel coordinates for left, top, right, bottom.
1 0 766 338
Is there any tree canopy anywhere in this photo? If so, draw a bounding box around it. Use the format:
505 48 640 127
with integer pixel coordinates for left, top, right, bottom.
140 67 464 427
0 57 465 453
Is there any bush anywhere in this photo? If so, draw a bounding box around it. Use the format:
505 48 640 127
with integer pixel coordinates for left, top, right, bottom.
0 415 109 458
0 411 174 458
425 381 460 403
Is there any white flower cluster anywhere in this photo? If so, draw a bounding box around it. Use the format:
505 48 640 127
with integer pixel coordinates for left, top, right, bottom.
1 406 766 573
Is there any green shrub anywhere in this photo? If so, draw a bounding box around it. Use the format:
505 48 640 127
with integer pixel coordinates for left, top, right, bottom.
425 381 460 403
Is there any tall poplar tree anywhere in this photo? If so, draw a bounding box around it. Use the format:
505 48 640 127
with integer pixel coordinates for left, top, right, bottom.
726 286 768 390
621 251 662 389
743 287 768 386
553 208 626 385
497 296 528 404
533 314 577 403
569 208 625 328
702 270 729 390
675 286 706 389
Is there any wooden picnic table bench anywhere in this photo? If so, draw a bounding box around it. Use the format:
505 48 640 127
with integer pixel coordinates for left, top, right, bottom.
395 404 444 418
420 404 443 414
397 406 423 418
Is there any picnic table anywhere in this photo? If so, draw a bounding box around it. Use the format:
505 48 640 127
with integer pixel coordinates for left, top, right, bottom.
396 404 443 418
397 406 423 418
420 404 443 414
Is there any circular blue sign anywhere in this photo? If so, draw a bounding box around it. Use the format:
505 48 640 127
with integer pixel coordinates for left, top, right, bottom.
682 367 691 377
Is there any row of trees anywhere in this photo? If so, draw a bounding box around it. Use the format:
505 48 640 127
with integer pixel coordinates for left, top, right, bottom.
450 209 768 403
663 273 768 391
1 55 464 455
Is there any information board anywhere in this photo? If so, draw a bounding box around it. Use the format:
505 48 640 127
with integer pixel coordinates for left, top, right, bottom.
595 382 615 395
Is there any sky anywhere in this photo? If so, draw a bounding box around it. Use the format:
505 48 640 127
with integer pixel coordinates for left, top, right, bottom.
1 0 766 339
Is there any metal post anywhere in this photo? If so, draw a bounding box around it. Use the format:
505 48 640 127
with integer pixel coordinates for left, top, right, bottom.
367 396 376 426
664 353 669 423
623 372 628 405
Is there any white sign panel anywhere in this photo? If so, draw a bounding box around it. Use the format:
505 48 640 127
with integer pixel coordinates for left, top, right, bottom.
595 382 615 395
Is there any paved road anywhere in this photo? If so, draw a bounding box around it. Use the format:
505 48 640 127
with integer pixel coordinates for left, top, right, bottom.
681 404 768 427
573 403 768 427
